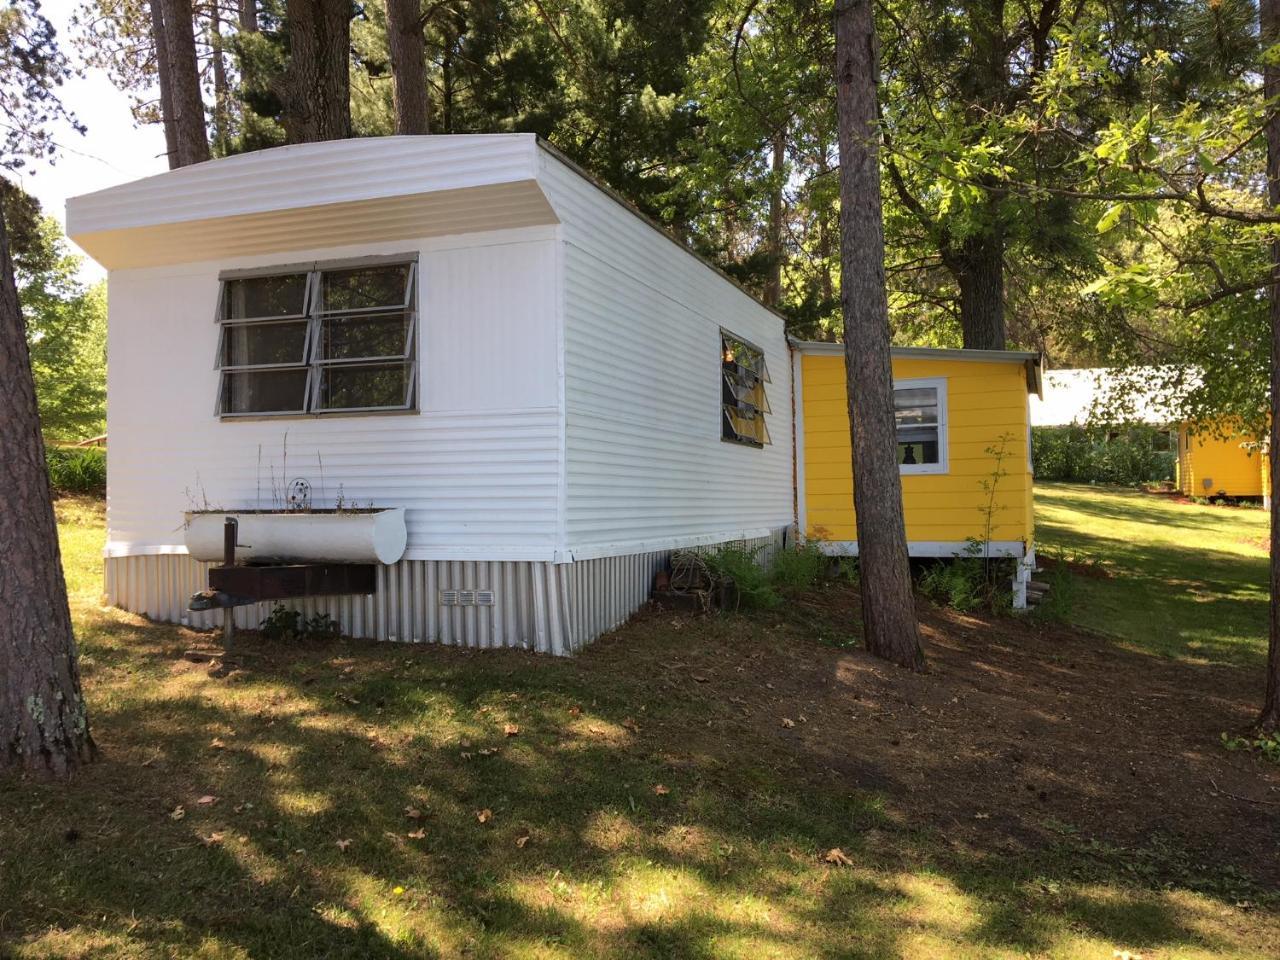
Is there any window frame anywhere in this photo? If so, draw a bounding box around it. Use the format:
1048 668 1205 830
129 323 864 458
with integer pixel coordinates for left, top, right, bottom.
894 376 949 476
214 255 419 420
719 328 772 448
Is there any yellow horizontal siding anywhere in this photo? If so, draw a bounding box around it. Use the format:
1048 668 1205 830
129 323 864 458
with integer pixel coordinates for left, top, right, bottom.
1176 425 1266 498
801 353 1033 547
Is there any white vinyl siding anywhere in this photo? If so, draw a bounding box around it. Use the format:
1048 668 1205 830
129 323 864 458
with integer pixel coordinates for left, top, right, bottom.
537 150 793 558
105 231 562 561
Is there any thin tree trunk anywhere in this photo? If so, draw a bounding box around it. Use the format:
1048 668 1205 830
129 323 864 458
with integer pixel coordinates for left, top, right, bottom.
763 128 786 307
160 0 210 166
148 0 179 168
1260 0 1280 731
240 0 258 32
282 0 353 143
211 9 231 155
386 0 430 134
833 0 925 671
951 225 1006 350
0 196 96 778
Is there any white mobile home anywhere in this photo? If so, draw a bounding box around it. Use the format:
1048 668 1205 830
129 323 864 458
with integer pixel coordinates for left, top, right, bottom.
66 135 793 654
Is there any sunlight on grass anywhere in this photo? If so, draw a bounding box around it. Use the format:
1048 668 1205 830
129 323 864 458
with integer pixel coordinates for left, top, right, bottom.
1035 483 1269 665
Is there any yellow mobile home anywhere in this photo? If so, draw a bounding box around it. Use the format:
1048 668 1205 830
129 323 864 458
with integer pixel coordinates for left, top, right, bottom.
792 341 1043 605
1175 423 1269 502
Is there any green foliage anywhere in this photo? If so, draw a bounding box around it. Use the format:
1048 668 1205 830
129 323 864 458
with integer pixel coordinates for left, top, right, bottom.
918 558 988 613
1033 426 1175 485
45 446 106 496
259 605 341 642
700 544 780 610
1220 731 1280 764
700 541 831 610
1030 559 1077 624
9 207 108 442
768 542 828 595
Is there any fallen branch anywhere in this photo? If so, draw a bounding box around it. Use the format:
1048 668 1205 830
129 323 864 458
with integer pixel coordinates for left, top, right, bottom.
1210 778 1280 806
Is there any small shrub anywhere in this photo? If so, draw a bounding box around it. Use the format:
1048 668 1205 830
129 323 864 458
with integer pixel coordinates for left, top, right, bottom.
46 446 106 496
919 558 987 612
701 545 780 610
835 557 860 584
769 542 828 595
259 606 341 642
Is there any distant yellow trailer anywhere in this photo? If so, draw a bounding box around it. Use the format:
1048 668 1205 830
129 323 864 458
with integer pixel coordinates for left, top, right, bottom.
1175 424 1269 502
792 341 1043 606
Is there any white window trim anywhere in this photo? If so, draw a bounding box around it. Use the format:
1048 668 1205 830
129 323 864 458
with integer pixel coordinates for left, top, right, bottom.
895 376 949 476
214 255 419 419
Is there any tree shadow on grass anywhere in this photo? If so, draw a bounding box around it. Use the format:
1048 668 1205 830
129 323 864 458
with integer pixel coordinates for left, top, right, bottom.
3 598 1278 959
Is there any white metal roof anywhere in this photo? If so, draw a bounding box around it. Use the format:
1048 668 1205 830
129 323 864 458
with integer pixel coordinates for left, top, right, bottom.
66 135 557 269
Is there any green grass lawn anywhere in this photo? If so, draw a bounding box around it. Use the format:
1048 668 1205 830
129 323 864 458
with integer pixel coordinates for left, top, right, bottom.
1034 483 1270 666
1 497 1277 959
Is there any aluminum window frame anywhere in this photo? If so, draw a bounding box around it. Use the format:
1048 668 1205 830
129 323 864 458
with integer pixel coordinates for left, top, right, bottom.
894 376 949 476
719 329 772 448
214 256 419 419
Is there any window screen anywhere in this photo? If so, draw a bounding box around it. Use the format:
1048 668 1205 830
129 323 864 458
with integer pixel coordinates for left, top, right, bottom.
894 380 946 472
215 260 417 417
721 331 771 447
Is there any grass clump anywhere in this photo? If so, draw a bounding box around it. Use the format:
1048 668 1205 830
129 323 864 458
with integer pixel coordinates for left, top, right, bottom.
46 445 106 496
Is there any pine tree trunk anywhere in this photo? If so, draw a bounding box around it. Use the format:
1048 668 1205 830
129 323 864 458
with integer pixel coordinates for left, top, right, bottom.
148 0 179 168
386 0 430 135
211 9 231 155
1260 0 1280 731
763 129 786 307
282 0 353 143
951 225 1006 350
0 197 96 778
160 0 210 166
240 0 258 32
833 0 926 671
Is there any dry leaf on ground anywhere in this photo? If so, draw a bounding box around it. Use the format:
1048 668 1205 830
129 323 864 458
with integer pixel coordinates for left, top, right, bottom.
823 848 854 866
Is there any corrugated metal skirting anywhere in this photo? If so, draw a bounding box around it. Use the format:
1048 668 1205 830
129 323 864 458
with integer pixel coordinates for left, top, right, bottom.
105 532 783 656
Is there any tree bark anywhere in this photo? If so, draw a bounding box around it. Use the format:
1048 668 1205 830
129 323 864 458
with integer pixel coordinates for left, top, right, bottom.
950 225 1006 350
0 196 96 778
211 8 231 155
282 0 353 143
833 0 926 671
147 0 179 168
763 128 786 307
386 0 430 134
240 0 258 32
1260 0 1280 731
159 0 210 166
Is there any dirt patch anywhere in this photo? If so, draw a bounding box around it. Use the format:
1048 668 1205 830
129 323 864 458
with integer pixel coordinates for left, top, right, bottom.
596 586 1280 887
1240 535 1271 552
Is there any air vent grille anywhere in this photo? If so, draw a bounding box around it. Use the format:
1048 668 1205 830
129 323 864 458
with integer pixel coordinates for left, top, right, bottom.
439 589 496 607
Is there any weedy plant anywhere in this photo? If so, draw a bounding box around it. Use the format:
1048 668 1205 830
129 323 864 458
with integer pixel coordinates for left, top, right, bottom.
259 606 341 642
1221 731 1280 764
